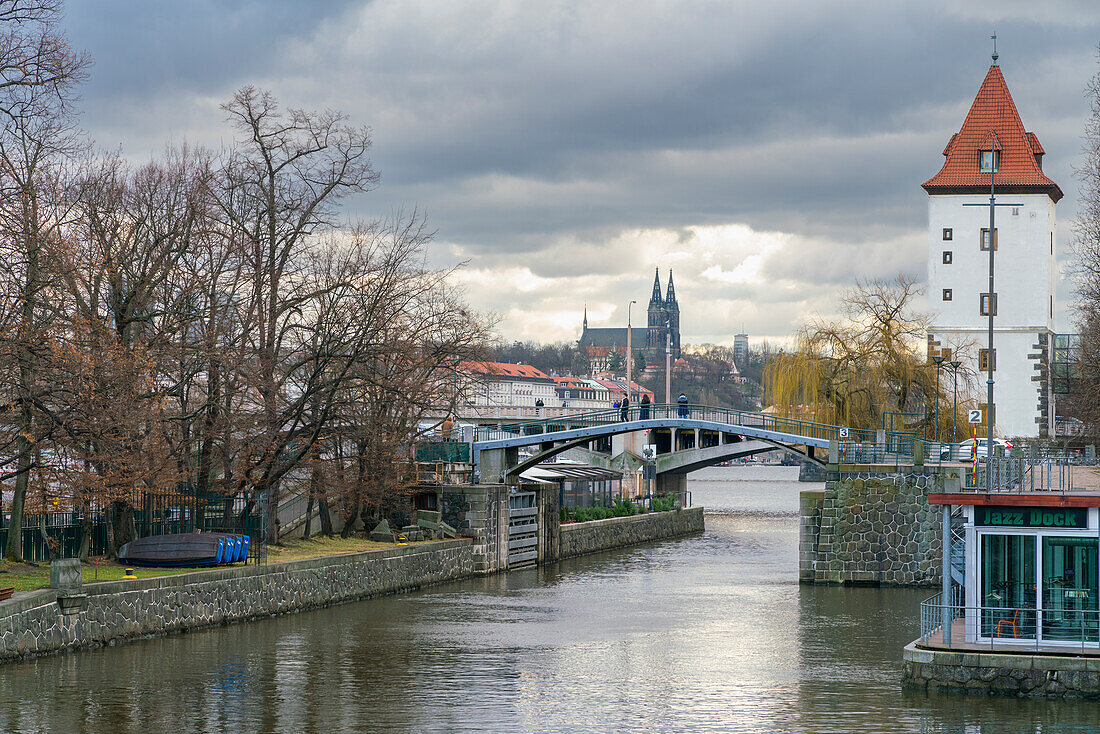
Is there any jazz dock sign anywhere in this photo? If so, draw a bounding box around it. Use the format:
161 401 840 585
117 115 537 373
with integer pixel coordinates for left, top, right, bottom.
975 506 1088 529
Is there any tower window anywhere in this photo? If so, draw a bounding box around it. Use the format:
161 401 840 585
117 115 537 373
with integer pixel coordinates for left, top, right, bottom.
980 228 998 251
979 348 997 372
979 150 999 173
942 228 953 241
942 251 952 264
942 289 952 301
980 292 997 316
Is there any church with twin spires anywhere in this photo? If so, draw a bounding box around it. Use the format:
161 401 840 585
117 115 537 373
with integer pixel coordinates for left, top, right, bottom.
579 268 682 371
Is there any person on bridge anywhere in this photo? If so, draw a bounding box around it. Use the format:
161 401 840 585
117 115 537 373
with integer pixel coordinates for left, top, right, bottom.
640 394 651 420
535 398 544 416
620 396 630 422
677 392 688 418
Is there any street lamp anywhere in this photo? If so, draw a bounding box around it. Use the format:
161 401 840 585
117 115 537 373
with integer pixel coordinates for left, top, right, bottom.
949 360 961 443
626 299 637 408
932 352 946 442
985 133 998 486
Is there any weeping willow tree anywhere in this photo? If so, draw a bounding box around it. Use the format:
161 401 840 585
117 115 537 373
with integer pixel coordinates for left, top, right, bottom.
765 275 954 432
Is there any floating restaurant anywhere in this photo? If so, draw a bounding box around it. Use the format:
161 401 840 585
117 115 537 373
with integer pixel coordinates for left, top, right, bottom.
905 488 1100 698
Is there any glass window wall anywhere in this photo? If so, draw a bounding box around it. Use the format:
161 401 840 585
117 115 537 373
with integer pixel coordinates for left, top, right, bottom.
1041 536 1099 643
977 531 1100 644
980 534 1036 639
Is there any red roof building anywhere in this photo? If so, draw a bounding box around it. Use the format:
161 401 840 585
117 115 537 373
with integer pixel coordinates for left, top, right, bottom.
922 64 1062 202
461 361 551 380
924 60 1061 439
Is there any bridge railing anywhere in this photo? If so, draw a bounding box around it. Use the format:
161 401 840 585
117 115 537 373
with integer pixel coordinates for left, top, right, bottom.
467 404 883 445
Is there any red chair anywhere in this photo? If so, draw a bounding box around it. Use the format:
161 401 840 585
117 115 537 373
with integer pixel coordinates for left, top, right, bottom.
996 611 1020 638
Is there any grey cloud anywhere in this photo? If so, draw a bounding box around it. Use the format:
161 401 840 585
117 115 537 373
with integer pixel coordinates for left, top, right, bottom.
60 0 1100 341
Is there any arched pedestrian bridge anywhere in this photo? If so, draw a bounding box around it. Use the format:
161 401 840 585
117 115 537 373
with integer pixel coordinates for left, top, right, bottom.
469 404 919 484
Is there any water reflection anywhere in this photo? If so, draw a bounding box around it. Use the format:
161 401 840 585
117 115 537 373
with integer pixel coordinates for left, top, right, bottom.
0 466 1098 731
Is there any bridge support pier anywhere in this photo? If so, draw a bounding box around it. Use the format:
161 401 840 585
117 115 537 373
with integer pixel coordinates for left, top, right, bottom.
655 473 687 496
478 447 519 484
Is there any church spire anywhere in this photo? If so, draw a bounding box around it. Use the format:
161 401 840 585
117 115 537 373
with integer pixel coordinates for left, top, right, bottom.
665 270 678 310
649 267 663 307
582 302 588 331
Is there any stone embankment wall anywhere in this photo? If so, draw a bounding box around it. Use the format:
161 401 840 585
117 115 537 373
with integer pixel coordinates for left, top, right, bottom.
800 471 947 586
560 507 705 559
903 643 1100 699
0 501 706 664
0 539 474 663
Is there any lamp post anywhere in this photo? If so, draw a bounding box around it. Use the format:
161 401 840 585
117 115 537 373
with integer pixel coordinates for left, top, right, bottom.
626 300 637 407
949 360 961 443
665 321 672 405
932 353 946 443
986 132 997 488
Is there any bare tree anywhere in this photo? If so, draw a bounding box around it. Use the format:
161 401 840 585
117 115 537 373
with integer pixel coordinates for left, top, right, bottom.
1068 54 1100 433
214 87 379 540
0 0 89 125
765 275 975 434
0 0 88 559
42 149 210 554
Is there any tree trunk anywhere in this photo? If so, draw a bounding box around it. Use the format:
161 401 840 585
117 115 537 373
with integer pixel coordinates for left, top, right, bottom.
107 501 135 558
38 513 54 562
77 514 93 561
5 434 29 561
339 500 358 539
302 493 314 540
318 497 333 537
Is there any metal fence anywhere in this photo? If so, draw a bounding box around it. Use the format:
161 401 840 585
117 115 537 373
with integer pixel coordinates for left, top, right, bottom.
920 593 1100 653
468 403 884 445
964 457 1077 492
0 492 270 564
0 513 109 563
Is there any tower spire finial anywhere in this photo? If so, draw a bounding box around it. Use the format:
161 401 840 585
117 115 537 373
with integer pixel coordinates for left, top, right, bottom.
991 31 998 65
649 267 663 306
583 302 588 330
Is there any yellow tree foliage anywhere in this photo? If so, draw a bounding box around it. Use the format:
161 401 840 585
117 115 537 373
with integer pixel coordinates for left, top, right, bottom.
765 275 966 434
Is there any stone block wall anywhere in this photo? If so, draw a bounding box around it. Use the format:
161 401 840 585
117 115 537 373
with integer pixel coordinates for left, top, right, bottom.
800 472 945 587
0 539 474 663
442 484 509 574
559 507 704 559
537 482 561 564
799 490 823 583
903 643 1100 699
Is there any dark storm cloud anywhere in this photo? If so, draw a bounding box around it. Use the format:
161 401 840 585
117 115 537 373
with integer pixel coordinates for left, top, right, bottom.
58 0 1100 341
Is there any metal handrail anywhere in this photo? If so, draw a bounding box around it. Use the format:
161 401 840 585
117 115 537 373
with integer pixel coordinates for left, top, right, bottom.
468 403 886 444
463 403 974 468
919 592 1100 653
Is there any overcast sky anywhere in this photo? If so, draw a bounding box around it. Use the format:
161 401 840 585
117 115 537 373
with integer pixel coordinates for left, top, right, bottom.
61 0 1100 346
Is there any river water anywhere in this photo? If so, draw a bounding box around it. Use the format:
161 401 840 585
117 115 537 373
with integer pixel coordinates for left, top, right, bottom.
4 467 1100 733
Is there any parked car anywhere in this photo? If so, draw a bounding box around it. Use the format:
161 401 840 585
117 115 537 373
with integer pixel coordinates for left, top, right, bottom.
940 438 1011 462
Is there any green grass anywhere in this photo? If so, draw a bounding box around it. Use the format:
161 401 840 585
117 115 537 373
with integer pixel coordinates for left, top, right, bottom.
0 560 196 592
266 534 436 563
0 534 443 594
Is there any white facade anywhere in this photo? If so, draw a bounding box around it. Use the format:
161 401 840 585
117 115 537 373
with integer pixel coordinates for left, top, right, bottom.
928 193 1055 438
468 376 556 408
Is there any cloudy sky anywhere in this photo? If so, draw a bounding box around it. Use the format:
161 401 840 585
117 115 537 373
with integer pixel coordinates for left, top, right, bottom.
62 1 1100 345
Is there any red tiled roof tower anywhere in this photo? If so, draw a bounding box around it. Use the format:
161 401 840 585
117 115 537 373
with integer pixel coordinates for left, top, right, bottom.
922 64 1062 202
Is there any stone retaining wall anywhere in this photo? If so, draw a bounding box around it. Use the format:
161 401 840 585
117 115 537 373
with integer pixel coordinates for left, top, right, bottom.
560 507 704 559
0 498 707 665
903 642 1100 699
800 471 947 586
0 539 474 663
